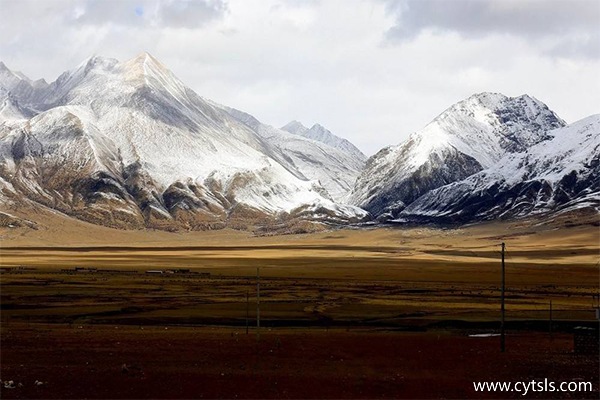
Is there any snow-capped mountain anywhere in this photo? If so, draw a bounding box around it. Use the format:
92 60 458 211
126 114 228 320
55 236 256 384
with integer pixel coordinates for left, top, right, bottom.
400 115 600 222
212 109 366 202
349 93 565 218
0 53 368 231
281 121 366 162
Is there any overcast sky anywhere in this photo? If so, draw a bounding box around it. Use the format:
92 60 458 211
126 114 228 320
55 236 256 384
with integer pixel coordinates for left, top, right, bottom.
1 0 599 155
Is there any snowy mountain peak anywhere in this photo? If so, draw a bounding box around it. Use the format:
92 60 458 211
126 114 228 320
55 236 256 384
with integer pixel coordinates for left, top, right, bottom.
438 92 564 131
119 52 183 90
282 120 366 161
124 52 167 71
466 92 542 108
0 61 17 77
308 123 331 136
437 92 558 121
281 120 309 136
0 53 369 231
414 92 566 167
73 55 119 76
0 61 29 89
47 55 118 96
0 62 49 116
132 51 154 61
349 92 566 218
87 55 119 70
463 91 508 106
50 53 169 96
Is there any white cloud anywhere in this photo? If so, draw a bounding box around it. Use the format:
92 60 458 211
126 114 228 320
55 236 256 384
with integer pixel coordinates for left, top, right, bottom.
1 0 598 155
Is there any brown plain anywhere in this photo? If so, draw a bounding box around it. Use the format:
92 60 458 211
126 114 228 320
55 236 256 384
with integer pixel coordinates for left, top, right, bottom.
1 211 598 398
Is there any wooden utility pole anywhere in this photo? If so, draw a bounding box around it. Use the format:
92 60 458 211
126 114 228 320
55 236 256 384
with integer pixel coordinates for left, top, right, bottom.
501 242 506 353
549 300 553 339
256 267 260 341
246 291 249 335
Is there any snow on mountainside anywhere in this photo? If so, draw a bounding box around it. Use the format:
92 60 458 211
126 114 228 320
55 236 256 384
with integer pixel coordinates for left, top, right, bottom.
349 92 566 218
0 53 367 231
0 88 33 123
401 115 600 222
281 121 366 162
214 108 366 202
0 61 49 111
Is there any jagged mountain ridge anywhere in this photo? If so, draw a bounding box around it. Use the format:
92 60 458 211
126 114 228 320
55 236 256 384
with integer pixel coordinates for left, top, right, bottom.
349 92 566 218
400 114 600 223
281 121 366 162
0 53 368 231
214 108 366 202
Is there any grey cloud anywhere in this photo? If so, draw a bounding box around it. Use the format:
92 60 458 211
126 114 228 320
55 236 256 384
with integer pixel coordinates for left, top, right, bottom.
73 0 228 28
157 0 228 28
385 0 600 42
277 0 321 6
545 33 600 60
73 0 147 26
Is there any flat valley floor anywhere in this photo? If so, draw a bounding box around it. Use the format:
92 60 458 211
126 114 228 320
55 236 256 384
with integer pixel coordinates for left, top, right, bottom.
1 216 598 398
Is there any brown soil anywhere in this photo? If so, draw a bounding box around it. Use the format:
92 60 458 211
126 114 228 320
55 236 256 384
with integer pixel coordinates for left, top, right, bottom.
1 324 598 399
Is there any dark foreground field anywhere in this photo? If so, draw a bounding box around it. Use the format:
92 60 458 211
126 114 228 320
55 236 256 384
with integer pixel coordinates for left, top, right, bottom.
1 324 598 399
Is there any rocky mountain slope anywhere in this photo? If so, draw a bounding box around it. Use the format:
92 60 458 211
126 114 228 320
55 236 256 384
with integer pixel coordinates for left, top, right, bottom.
0 53 367 231
349 93 566 219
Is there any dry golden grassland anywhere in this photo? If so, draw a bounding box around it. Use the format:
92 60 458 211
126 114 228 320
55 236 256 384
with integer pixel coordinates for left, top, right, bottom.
1 213 598 327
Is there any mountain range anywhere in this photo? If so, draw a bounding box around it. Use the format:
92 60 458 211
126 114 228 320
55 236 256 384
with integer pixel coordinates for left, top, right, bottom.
0 53 597 232
348 92 598 224
0 53 367 232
